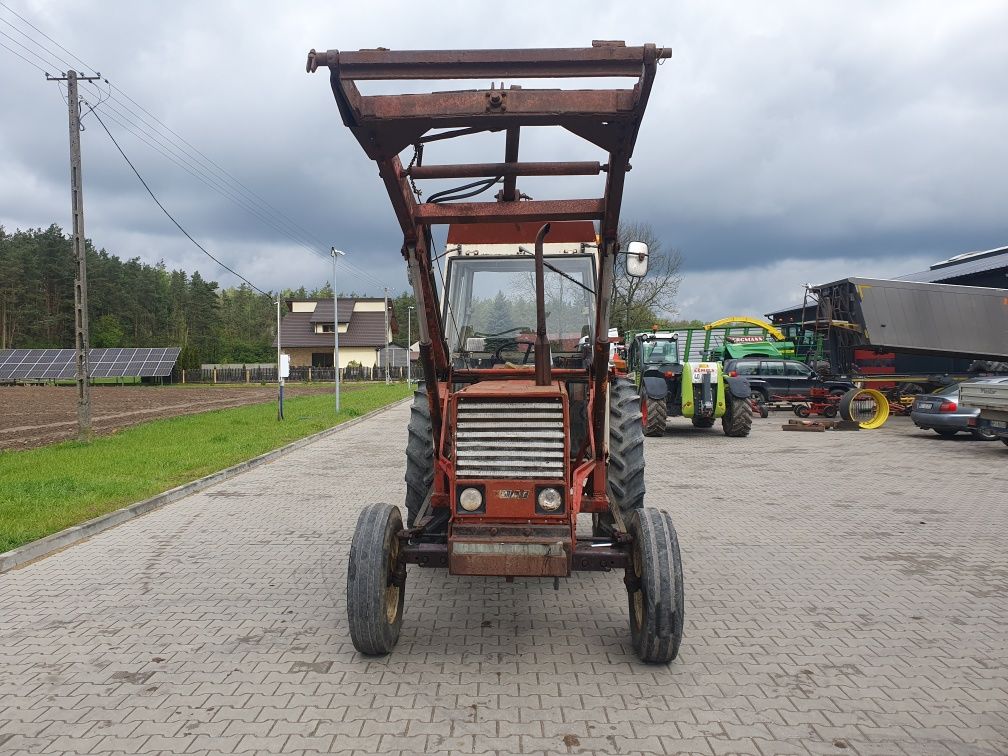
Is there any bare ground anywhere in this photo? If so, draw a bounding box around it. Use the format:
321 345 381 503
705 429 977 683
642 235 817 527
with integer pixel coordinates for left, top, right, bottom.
0 384 352 451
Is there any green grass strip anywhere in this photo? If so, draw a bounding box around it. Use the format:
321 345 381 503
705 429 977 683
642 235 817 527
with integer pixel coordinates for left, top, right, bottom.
0 383 411 552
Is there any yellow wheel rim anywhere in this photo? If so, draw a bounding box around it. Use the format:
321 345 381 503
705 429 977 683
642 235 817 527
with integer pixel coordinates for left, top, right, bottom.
631 544 644 628
845 388 889 429
385 536 400 624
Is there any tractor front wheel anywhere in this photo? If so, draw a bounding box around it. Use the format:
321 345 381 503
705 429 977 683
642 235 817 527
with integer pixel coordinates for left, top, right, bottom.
347 503 405 656
722 395 753 437
626 508 684 664
641 393 667 437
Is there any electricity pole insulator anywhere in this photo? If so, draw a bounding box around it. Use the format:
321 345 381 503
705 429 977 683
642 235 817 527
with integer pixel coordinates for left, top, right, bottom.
49 69 100 441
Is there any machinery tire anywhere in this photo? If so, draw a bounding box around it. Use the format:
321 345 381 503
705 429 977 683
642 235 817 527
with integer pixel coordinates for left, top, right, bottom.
595 378 646 537
626 508 684 664
691 415 715 429
405 387 448 540
794 404 811 418
641 392 667 437
934 429 958 438
823 404 839 418
347 503 405 656
722 394 753 437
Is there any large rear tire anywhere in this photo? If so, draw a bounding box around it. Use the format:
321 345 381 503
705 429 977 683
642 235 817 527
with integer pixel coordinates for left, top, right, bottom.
595 378 646 537
722 394 753 437
405 386 448 540
642 392 667 437
626 508 684 664
347 503 405 656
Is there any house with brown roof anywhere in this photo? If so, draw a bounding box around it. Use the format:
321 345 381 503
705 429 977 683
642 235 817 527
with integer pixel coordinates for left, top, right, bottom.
274 298 396 368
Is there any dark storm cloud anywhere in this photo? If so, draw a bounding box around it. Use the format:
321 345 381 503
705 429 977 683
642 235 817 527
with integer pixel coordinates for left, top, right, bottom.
2 0 1006 316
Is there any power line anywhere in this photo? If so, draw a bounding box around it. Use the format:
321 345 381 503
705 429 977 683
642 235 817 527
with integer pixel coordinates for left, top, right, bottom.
86 99 270 297
0 1 89 66
0 5 394 294
0 36 44 71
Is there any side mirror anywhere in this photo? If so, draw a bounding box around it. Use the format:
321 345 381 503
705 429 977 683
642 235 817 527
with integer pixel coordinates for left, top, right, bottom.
626 241 649 277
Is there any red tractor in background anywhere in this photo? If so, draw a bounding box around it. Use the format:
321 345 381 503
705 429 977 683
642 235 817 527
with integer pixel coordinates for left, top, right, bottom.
307 42 682 662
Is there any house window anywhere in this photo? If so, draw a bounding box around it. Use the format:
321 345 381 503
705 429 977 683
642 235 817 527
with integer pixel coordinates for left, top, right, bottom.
312 352 334 367
318 323 335 333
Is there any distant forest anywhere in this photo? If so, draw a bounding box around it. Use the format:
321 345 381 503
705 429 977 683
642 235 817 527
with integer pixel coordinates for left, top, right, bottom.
1 224 699 370
0 225 419 369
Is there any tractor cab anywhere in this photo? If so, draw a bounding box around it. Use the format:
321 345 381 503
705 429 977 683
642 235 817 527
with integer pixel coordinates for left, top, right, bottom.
442 221 598 371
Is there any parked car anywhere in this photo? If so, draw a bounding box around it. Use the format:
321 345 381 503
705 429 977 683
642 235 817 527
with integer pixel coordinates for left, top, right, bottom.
910 379 1000 440
724 358 855 403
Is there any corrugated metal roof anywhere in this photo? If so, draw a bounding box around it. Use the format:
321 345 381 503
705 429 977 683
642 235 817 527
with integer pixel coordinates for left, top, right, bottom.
896 246 1008 283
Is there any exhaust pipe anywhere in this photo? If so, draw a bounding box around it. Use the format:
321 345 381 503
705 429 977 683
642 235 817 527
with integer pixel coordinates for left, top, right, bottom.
534 222 552 386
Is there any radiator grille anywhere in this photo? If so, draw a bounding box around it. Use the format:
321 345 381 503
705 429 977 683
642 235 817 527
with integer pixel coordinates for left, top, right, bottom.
455 399 565 479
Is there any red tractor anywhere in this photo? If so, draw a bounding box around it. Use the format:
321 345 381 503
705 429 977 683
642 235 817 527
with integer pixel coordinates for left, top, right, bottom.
307 42 682 663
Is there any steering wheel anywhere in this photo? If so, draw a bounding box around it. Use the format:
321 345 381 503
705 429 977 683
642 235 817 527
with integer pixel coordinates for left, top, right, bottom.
492 340 534 365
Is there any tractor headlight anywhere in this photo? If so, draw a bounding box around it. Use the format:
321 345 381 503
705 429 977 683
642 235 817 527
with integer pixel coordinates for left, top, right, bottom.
459 487 483 512
537 487 563 512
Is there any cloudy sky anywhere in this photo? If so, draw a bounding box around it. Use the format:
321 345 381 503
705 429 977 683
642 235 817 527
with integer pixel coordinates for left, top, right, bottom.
1 0 1006 321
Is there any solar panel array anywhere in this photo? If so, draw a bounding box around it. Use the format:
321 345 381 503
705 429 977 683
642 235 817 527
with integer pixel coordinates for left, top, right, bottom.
0 348 181 381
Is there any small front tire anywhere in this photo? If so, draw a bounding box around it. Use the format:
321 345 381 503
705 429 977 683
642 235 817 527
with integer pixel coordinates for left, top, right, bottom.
626 508 685 664
642 394 667 437
347 503 405 656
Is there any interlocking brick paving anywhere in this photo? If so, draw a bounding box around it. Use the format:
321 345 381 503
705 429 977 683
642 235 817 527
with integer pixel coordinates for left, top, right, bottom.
1 405 1006 755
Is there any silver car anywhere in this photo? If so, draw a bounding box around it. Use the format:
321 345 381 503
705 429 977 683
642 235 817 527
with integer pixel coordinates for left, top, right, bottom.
910 379 1000 440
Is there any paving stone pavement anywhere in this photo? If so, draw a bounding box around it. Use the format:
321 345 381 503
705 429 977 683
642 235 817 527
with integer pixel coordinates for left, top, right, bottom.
1 403 1007 756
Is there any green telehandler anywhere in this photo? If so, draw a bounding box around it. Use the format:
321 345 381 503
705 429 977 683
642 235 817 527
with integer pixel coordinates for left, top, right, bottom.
627 331 753 437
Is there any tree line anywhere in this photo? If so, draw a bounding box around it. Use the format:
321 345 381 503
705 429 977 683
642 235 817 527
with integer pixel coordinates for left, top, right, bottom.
0 221 686 369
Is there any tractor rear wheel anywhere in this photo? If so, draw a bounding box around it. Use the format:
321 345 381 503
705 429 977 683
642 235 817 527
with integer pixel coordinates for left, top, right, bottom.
691 416 715 429
595 378 646 537
347 503 405 656
626 508 684 664
722 394 753 437
405 386 448 540
641 392 667 437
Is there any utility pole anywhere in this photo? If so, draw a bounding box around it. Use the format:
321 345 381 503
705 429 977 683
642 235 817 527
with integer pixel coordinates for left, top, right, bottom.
384 286 391 384
331 247 345 413
49 69 101 441
276 299 283 420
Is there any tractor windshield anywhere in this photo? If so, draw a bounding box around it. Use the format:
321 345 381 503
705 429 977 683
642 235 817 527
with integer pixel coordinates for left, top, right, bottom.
443 255 596 361
642 338 680 364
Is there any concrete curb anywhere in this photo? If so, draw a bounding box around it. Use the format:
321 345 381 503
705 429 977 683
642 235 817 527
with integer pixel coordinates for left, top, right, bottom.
0 397 411 574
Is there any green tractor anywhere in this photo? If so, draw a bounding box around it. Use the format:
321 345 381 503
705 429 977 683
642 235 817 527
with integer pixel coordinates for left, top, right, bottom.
627 331 753 437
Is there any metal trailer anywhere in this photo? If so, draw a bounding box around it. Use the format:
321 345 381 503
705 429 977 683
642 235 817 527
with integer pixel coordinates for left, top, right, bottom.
960 378 1008 445
307 43 688 663
806 277 1008 374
